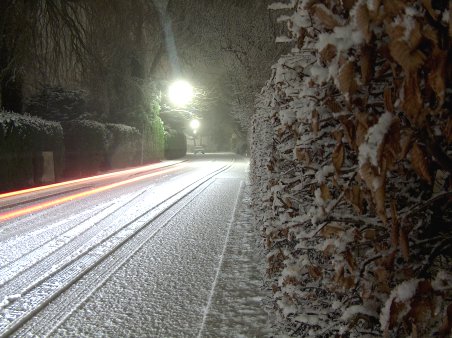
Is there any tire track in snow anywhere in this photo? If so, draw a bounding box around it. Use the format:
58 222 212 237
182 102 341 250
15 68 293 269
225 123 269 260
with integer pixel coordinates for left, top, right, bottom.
0 163 231 337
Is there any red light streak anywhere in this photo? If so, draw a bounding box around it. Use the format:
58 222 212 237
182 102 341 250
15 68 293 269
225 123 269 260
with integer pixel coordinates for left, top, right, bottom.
0 165 184 222
0 161 183 200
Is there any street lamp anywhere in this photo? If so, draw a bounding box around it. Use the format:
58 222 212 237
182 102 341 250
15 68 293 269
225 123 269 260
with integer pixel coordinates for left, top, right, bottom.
190 119 200 131
168 80 194 107
190 119 200 147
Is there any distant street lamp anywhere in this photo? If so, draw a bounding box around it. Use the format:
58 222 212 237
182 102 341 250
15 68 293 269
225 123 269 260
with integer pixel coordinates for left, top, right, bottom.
190 119 200 147
190 119 200 131
168 80 194 107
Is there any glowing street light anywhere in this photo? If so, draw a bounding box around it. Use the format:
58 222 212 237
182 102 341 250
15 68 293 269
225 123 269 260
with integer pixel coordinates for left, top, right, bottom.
190 119 200 131
168 80 194 107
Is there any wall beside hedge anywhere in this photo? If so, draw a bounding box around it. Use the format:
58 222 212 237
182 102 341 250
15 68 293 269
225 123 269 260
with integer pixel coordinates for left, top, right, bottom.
62 120 108 178
0 110 64 192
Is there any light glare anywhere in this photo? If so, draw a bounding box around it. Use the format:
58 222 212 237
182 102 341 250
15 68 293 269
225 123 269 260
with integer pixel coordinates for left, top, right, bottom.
168 80 193 107
190 119 200 130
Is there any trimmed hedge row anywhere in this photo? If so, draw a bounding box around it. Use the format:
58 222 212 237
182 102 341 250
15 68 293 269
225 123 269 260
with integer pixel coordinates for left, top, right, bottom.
105 123 141 169
0 110 64 191
61 120 109 177
1 112 175 191
62 121 143 177
165 130 187 160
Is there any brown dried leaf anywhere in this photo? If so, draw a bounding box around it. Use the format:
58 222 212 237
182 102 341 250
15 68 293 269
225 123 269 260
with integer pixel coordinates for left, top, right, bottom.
389 40 426 72
356 3 372 43
399 226 410 261
297 27 307 48
320 44 337 64
283 196 292 208
355 112 373 147
380 117 401 170
280 227 289 238
342 276 356 289
390 200 399 248
375 60 391 79
342 0 357 11
346 185 363 214
363 228 376 240
344 250 358 272
332 142 345 173
325 97 342 113
320 183 332 200
323 243 336 256
296 148 311 164
375 267 390 286
399 128 414 160
283 276 298 286
339 116 357 150
402 72 425 126
312 4 341 30
427 47 447 108
311 109 319 134
334 264 345 283
384 86 394 113
410 143 433 184
444 118 452 144
308 265 323 280
374 179 387 223
360 46 374 84
368 0 381 19
360 162 387 223
407 19 423 50
383 250 396 270
383 0 407 17
422 24 439 45
337 61 357 98
422 0 440 20
320 223 344 238
331 130 343 142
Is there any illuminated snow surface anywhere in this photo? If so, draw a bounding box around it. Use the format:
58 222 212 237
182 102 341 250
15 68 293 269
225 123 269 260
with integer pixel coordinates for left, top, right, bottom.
9 159 272 337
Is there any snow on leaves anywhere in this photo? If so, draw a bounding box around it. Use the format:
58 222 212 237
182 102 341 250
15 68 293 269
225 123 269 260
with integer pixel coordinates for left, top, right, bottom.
253 0 451 336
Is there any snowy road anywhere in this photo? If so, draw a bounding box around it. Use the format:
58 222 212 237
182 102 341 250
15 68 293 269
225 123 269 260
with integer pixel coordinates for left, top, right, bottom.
0 154 266 337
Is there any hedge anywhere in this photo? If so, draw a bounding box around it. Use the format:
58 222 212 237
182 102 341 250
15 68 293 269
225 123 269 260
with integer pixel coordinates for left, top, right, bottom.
0 110 64 192
142 117 165 162
165 130 187 159
61 120 108 177
105 123 141 169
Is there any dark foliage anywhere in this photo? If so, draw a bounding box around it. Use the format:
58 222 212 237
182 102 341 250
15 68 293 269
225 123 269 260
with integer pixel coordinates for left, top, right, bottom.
61 120 108 178
105 123 141 169
165 129 187 159
0 110 64 192
26 86 88 122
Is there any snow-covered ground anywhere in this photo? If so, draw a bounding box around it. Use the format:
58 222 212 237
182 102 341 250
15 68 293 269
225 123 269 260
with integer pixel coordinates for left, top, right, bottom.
201 182 273 337
2 155 274 337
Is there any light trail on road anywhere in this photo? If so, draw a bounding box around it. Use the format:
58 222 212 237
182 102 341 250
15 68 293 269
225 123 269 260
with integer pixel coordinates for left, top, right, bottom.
0 161 183 200
0 164 187 222
0 155 237 337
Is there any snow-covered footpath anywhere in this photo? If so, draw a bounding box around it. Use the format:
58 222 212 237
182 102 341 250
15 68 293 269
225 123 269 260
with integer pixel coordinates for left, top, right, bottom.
201 181 273 337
